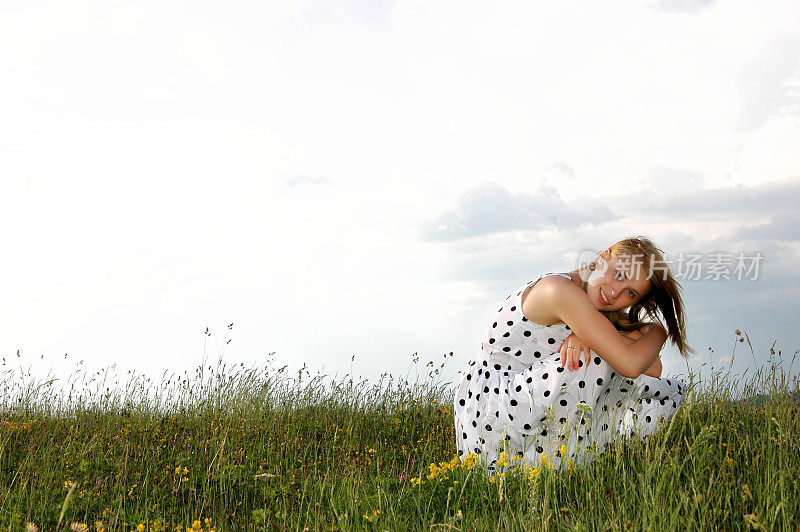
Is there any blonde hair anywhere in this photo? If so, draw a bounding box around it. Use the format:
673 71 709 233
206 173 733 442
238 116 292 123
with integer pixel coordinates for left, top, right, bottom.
580 236 693 357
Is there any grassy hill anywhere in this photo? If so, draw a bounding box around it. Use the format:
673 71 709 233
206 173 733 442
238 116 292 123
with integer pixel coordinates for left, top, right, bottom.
1 350 798 531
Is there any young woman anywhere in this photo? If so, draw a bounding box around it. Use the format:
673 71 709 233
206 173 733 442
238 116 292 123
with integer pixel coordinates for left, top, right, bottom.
453 236 691 471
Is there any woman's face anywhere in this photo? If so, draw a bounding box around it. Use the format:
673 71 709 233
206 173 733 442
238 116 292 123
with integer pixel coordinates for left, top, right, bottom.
585 253 652 311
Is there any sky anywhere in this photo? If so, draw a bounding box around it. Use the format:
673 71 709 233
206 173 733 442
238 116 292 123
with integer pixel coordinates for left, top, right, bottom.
1 0 799 399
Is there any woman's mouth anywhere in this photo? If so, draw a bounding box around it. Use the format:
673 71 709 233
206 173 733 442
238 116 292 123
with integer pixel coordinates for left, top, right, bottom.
599 288 610 306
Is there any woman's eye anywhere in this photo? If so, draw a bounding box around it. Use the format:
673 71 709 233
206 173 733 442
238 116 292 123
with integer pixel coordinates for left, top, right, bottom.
628 290 635 298
615 271 623 280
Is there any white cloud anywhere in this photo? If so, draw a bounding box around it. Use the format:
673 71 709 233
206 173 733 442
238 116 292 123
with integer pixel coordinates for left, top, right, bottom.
652 0 717 14
731 117 800 186
286 176 331 187
420 182 617 242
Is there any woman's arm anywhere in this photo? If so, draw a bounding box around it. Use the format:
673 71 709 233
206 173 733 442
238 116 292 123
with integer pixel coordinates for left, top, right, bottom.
559 327 664 377
642 357 662 378
529 276 667 378
617 328 663 377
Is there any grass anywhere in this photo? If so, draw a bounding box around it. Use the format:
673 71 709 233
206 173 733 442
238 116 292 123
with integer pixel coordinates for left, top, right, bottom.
1 332 798 531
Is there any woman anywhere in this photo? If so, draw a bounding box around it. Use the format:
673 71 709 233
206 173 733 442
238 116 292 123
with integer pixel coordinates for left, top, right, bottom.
453 236 691 471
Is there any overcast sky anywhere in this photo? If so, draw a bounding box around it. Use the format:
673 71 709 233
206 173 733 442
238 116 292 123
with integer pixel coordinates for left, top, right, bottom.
2 0 799 397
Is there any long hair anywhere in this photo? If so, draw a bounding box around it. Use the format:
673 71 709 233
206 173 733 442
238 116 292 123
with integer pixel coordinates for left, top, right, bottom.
579 236 693 357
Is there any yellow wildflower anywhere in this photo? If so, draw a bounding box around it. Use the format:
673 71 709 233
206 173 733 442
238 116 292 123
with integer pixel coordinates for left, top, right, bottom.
363 509 380 523
368 448 377 454
497 451 508 468
460 452 479 470
559 444 567 458
137 525 145 532
25 524 39 532
70 523 89 532
427 462 442 480
744 513 763 530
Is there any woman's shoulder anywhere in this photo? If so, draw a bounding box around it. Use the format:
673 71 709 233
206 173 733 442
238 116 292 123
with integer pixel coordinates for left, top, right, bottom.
522 273 568 297
522 273 580 324
545 272 574 282
523 272 573 289
530 272 577 292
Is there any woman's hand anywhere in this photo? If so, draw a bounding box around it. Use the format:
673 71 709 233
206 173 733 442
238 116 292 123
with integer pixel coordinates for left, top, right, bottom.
558 333 592 371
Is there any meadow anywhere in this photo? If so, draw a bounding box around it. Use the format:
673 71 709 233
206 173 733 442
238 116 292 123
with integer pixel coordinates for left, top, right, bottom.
1 330 798 531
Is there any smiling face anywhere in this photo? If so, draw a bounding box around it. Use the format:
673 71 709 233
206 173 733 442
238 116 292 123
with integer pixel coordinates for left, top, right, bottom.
585 252 652 311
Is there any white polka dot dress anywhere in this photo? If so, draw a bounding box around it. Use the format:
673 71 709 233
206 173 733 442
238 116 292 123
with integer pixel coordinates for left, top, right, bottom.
453 273 685 471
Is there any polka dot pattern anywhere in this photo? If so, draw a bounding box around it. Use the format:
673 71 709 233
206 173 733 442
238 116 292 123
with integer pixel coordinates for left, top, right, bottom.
453 273 686 471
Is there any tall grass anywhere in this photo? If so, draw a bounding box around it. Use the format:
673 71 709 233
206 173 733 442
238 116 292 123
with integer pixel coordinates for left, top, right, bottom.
1 334 798 531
